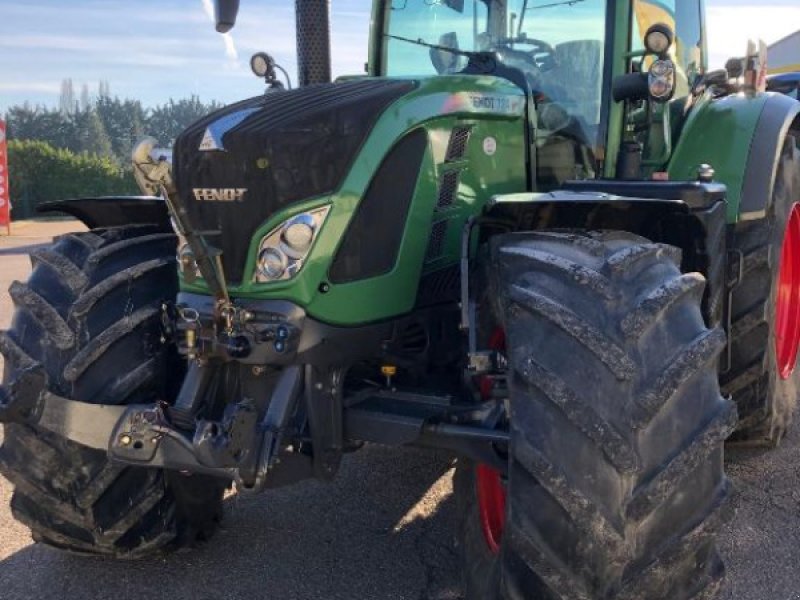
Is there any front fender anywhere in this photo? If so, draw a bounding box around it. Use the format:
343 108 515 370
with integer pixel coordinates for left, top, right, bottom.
669 92 800 222
37 196 171 231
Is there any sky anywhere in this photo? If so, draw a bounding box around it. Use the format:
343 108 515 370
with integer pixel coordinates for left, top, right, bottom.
0 0 798 114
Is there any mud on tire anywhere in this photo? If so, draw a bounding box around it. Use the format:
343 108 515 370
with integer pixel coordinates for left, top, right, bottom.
723 132 800 445
456 230 736 599
0 226 227 557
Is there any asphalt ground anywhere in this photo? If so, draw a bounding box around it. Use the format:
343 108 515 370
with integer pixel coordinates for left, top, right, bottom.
1 221 799 600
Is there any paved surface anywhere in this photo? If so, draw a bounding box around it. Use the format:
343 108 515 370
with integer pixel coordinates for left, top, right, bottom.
0 221 799 600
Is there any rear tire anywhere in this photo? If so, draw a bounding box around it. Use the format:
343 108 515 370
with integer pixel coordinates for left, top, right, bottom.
723 132 800 445
456 231 736 599
0 226 227 558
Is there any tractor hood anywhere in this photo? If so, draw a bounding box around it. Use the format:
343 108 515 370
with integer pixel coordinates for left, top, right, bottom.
173 79 416 283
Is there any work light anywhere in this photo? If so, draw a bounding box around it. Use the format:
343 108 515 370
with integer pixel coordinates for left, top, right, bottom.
644 23 674 56
250 52 274 78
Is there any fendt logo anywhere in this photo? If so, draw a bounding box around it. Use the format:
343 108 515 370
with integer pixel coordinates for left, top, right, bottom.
192 188 248 202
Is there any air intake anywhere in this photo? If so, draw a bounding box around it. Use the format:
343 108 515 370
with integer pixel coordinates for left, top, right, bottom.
445 126 472 162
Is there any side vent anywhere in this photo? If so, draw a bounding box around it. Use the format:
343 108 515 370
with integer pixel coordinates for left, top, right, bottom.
329 129 428 284
437 170 460 210
425 220 448 263
445 126 472 162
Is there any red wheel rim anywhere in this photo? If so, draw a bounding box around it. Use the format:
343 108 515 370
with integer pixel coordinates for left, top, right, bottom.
475 327 507 554
776 203 800 379
476 464 506 554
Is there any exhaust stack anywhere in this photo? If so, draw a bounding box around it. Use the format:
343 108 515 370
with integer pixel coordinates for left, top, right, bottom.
295 0 332 86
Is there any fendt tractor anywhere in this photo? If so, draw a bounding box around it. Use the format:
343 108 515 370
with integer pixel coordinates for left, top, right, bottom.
1 0 799 598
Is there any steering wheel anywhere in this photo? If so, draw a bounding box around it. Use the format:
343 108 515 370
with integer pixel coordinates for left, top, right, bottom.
498 37 557 71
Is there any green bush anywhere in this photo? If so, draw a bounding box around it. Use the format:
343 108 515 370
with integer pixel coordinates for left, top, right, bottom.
7 139 139 219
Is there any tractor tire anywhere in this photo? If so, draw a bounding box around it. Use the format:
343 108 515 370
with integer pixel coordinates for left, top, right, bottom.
723 132 800 445
456 231 736 599
0 225 227 558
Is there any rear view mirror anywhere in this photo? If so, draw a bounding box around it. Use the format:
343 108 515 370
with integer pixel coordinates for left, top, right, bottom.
430 32 461 74
214 0 240 33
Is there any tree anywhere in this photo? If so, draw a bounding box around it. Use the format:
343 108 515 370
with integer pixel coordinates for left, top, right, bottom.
146 96 223 145
80 83 91 111
4 90 223 164
59 79 77 115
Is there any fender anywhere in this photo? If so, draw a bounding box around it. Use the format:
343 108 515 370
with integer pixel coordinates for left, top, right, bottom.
37 196 171 231
669 92 800 222
485 182 728 327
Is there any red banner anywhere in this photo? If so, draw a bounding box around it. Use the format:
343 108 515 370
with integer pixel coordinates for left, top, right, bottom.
0 120 9 234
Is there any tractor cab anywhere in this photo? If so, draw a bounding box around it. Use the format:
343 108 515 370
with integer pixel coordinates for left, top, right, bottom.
375 0 707 185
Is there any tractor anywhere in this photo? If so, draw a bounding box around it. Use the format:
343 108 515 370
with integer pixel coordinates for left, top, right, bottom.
1 0 799 598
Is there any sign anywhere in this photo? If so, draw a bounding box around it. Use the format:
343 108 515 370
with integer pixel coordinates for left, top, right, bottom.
0 120 9 235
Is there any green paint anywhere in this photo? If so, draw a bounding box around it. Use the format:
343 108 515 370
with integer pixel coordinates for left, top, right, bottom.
604 0 632 178
182 76 527 325
668 91 768 223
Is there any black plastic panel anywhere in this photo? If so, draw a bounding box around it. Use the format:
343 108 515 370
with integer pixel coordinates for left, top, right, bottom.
563 180 726 210
329 129 428 284
173 79 415 283
37 197 171 231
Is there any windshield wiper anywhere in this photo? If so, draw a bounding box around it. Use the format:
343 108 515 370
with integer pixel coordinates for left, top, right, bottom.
384 33 481 59
517 0 586 35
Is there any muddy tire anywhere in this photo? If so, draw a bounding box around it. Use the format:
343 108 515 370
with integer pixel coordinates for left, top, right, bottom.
723 133 800 445
0 226 227 558
456 231 736 599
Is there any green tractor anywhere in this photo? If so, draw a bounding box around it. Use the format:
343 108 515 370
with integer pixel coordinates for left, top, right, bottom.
1 0 799 597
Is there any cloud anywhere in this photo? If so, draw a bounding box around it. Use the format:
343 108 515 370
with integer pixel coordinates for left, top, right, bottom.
705 4 800 68
0 82 60 94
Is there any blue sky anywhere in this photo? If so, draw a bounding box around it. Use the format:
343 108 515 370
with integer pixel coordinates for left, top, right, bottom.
0 0 798 113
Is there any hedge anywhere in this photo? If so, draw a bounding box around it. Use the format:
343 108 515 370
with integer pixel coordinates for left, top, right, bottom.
6 139 139 219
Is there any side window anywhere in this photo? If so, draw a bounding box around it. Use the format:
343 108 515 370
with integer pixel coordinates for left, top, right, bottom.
630 0 704 97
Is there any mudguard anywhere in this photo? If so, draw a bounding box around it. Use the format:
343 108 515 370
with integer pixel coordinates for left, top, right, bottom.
37 196 171 231
669 92 800 222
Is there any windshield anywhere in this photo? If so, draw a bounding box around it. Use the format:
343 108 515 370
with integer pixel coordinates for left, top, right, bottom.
384 0 607 165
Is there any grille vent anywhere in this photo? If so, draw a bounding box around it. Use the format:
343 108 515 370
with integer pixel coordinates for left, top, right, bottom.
425 220 448 262
445 126 472 162
416 266 460 306
437 170 460 210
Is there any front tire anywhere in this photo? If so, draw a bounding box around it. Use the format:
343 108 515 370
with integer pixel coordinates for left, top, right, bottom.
0 226 227 557
457 231 736 599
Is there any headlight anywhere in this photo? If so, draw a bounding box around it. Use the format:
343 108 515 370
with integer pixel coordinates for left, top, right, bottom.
648 59 675 102
258 247 288 279
254 206 331 283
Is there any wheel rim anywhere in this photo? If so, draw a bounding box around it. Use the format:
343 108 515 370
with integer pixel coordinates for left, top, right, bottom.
475 327 507 554
776 203 800 379
476 464 506 554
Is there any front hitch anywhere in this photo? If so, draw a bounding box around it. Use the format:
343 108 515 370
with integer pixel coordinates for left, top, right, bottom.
0 363 305 485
